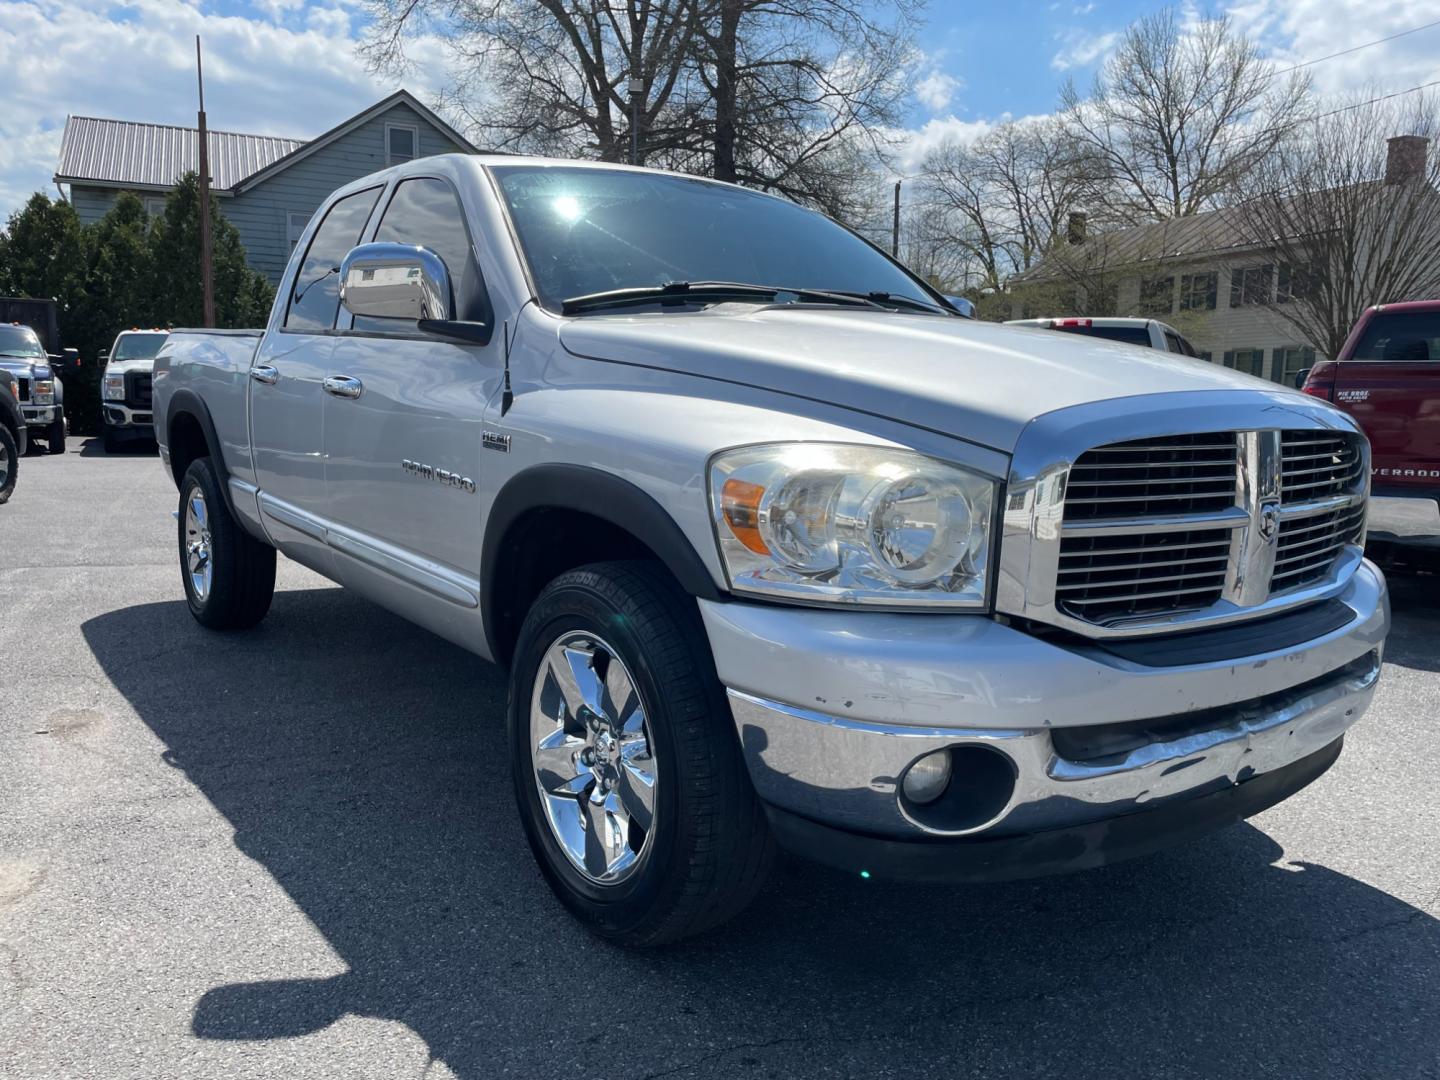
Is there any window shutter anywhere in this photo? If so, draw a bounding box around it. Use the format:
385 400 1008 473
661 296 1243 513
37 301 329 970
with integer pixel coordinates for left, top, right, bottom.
1223 350 1234 368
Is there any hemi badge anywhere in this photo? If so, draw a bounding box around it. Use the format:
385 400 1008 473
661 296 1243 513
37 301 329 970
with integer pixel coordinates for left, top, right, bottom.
483 431 511 453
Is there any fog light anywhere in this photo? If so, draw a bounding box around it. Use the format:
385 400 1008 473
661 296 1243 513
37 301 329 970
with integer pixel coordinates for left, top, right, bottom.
902 750 952 805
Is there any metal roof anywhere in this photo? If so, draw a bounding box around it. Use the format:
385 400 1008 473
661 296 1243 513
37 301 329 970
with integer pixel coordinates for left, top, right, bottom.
55 116 306 191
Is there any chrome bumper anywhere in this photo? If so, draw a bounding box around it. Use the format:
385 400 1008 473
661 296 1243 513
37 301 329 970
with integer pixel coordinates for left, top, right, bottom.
701 560 1388 842
103 403 153 430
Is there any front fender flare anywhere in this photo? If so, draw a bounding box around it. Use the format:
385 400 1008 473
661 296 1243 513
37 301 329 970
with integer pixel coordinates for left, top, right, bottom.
481 464 726 661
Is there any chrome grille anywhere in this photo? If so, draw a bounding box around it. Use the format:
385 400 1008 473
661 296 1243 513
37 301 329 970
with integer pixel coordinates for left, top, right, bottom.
1063 433 1239 521
1057 528 1231 621
1272 504 1367 592
1053 428 1366 629
1280 431 1364 502
1057 434 1237 619
125 370 153 408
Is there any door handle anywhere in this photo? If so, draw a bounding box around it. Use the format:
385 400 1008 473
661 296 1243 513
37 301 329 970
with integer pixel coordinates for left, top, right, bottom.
249 365 279 385
323 375 364 400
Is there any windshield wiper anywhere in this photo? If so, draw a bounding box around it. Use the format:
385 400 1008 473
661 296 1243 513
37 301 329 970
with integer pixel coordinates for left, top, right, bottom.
560 280 885 315
826 291 947 314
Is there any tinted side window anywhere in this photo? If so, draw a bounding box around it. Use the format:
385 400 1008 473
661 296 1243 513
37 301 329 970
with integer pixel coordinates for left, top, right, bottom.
1058 325 1151 347
356 178 487 328
285 187 382 330
1349 312 1440 362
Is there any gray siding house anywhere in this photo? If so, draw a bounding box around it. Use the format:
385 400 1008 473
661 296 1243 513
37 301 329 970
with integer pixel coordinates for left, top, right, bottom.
54 91 477 283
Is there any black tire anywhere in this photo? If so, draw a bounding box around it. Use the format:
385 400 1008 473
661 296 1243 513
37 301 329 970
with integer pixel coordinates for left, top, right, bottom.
0 425 17 504
508 560 773 947
46 415 66 454
178 457 276 630
102 427 120 454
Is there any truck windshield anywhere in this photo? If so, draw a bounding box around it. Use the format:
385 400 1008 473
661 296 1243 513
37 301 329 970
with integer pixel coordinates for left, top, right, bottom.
490 166 936 314
112 333 168 361
1349 312 1440 362
0 325 45 358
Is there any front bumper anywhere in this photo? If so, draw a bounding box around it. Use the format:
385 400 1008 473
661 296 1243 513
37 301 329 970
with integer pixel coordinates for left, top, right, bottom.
21 405 57 428
700 559 1388 875
103 402 154 433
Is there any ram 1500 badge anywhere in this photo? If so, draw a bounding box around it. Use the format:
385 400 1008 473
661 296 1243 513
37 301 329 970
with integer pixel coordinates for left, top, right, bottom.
152 154 1389 946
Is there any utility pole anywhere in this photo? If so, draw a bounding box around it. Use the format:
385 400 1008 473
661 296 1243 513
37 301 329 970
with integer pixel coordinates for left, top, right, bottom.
891 180 901 257
629 75 643 165
196 35 216 328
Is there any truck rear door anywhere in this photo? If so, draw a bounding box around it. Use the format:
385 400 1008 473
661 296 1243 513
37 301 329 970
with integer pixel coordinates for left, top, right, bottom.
249 185 382 573
1331 309 1440 498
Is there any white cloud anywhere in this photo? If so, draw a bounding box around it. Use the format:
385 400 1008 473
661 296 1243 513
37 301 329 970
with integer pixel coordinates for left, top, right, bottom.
1072 2 1096 14
915 70 962 112
1228 0 1440 97
1049 29 1120 72
0 0 460 221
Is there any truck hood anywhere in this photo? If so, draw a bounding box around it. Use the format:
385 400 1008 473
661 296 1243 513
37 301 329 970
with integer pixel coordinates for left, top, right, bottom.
0 357 51 379
559 307 1273 453
104 356 156 376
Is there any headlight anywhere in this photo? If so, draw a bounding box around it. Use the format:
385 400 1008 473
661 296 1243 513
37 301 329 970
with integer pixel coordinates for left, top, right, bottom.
709 443 996 609
102 373 125 401
31 379 54 405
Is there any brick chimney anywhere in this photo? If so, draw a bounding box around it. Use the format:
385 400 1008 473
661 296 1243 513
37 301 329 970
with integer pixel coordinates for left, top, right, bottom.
1067 212 1087 245
1385 135 1429 185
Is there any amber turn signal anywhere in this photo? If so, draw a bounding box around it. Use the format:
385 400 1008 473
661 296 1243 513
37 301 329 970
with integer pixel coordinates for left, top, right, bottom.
721 478 770 555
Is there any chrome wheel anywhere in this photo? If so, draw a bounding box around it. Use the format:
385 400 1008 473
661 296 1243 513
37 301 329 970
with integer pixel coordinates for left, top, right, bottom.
184 488 213 601
529 632 658 884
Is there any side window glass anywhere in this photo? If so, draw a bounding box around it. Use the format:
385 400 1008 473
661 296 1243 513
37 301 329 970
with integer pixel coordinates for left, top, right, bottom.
284 187 382 331
353 178 487 331
1164 332 1183 353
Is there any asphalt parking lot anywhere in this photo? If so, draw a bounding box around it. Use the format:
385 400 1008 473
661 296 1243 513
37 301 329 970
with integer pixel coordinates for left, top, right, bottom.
2 443 1439 1080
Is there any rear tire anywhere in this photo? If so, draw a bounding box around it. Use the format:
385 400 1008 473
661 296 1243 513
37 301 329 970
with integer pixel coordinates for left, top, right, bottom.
0 425 17 504
178 457 276 630
508 560 773 947
46 415 65 454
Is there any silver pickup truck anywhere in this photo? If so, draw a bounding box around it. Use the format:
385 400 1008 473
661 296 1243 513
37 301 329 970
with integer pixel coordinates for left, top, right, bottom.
153 155 1389 946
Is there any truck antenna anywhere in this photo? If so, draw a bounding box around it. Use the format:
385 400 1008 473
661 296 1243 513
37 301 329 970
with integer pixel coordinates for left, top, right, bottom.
501 319 514 416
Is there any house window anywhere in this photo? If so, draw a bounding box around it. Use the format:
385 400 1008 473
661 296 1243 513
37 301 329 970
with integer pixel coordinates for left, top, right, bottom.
143 195 167 219
1273 346 1316 386
286 211 312 250
1224 348 1267 378
1229 265 1274 307
1199 351 1213 364
386 123 419 166
1277 263 1312 304
1179 272 1217 311
1139 276 1174 315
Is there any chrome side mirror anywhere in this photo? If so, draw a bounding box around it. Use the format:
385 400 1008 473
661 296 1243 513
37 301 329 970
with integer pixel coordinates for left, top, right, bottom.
339 242 453 321
944 294 976 319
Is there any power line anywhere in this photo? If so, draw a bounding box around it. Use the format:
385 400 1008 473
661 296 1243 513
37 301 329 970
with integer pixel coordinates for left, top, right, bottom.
1275 18 1440 75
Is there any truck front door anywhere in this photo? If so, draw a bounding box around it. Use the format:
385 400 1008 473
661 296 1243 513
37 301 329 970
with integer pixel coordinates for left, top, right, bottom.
322 176 500 634
249 185 382 573
1332 309 1440 499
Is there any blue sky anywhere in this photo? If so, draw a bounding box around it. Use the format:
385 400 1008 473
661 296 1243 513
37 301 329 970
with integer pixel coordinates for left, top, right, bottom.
1 0 1437 220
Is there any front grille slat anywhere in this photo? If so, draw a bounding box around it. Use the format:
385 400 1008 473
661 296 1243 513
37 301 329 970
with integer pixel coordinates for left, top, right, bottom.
1053 428 1366 626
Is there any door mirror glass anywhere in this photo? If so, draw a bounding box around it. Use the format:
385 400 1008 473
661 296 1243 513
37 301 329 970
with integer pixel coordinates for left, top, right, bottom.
339 242 454 321
1293 366 1311 389
944 295 976 318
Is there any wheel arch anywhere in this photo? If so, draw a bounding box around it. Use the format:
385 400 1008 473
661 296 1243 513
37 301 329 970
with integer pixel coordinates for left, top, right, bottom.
165 389 238 519
481 464 726 667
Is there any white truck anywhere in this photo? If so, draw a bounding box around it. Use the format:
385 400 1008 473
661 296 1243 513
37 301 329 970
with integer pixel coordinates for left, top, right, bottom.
153 155 1389 946
100 329 170 451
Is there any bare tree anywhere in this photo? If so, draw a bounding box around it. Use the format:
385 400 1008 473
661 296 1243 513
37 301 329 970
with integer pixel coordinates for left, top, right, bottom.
360 0 917 218
1239 90 1440 358
362 1 699 162
1060 8 1309 224
916 118 1091 292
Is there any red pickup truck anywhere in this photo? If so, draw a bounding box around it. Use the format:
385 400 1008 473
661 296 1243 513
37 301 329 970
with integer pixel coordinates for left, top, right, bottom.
1301 300 1440 509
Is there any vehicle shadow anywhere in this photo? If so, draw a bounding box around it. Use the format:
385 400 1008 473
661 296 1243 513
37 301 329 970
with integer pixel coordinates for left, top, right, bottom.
1380 569 1440 674
77 436 157 457
81 590 1440 1079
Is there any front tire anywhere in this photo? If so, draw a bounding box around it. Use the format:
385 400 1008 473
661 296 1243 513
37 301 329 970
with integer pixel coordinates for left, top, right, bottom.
102 427 121 454
0 425 17 504
46 415 65 454
178 457 276 630
508 561 773 947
